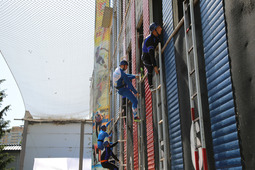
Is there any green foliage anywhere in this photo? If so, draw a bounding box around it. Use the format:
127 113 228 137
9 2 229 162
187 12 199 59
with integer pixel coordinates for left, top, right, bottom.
0 79 14 169
0 145 14 170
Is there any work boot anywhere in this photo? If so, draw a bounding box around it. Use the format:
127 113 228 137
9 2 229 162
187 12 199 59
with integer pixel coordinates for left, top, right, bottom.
134 116 141 122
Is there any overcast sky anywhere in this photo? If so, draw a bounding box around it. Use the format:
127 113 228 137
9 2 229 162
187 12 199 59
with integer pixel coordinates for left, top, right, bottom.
0 1 95 127
0 52 25 127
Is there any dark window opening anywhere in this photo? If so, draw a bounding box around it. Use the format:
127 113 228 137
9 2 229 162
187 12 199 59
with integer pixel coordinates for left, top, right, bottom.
137 23 144 74
172 0 184 27
152 0 163 43
153 0 163 26
177 0 184 21
120 0 123 25
128 50 132 74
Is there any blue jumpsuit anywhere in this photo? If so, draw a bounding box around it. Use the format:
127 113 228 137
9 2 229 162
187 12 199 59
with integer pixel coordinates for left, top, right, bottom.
97 120 112 150
113 67 138 118
142 34 159 87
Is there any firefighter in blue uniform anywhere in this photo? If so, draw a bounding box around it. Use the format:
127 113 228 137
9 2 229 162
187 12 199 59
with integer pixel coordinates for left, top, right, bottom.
97 119 113 150
113 60 140 122
101 141 119 170
142 22 162 91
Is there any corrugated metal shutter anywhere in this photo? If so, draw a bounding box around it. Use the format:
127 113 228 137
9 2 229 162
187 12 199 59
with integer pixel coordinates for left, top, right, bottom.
124 120 127 170
162 0 184 169
200 0 242 169
131 0 139 169
133 123 138 169
143 0 155 169
145 83 155 169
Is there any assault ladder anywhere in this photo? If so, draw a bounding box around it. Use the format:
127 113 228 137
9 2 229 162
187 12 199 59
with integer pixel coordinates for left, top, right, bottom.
154 43 169 170
119 97 127 170
183 0 208 169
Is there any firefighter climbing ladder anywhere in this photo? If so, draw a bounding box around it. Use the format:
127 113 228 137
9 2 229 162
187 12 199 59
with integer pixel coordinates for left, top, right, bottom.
183 0 208 169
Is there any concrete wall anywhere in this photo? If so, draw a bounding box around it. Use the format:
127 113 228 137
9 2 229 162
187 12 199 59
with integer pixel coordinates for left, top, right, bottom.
22 122 92 170
224 0 255 168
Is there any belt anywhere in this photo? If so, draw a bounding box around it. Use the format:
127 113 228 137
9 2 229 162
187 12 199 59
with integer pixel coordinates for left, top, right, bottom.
143 62 153 67
98 140 103 142
101 160 108 163
115 84 126 89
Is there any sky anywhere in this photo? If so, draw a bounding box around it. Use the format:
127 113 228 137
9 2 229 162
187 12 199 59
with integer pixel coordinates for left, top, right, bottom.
0 52 25 127
0 0 95 127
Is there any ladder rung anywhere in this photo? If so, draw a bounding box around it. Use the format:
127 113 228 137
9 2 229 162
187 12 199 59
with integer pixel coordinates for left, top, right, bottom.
118 140 126 142
120 164 126 166
160 158 164 162
191 92 197 99
189 69 195 75
150 85 161 92
158 120 163 124
150 88 157 92
121 116 127 119
194 117 199 122
188 46 193 53
197 144 202 148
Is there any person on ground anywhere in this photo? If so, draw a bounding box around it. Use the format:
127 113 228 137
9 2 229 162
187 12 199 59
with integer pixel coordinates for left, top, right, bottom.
101 141 119 170
97 118 113 150
113 60 140 122
142 22 162 91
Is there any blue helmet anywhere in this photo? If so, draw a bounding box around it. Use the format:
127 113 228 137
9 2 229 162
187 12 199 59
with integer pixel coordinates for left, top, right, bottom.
103 141 109 147
101 125 106 129
149 22 158 32
119 60 128 66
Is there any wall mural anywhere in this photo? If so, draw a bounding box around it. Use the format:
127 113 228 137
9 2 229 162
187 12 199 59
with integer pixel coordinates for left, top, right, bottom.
92 0 111 169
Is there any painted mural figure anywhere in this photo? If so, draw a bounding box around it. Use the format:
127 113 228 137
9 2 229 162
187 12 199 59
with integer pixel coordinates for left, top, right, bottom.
95 46 108 68
97 118 113 150
95 110 104 138
113 60 141 122
101 141 119 170
142 22 162 91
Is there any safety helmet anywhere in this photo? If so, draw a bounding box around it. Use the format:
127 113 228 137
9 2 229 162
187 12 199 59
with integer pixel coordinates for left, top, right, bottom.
103 141 109 147
119 60 128 66
101 125 106 129
149 22 158 32
95 111 102 123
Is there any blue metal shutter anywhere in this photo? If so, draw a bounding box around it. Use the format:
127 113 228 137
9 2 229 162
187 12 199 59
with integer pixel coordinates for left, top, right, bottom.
162 0 184 169
200 0 242 169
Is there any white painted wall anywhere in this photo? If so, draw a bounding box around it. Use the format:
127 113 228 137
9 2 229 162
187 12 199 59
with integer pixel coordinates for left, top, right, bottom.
23 122 92 170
